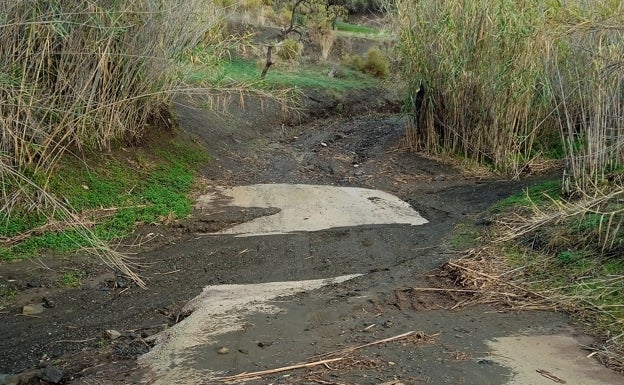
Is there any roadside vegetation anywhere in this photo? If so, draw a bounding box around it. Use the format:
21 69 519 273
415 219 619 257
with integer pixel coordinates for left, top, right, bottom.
394 0 624 368
0 1 228 285
0 0 389 284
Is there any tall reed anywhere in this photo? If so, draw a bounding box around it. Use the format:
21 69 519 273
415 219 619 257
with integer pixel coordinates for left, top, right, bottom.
0 0 218 177
546 3 624 193
395 0 553 173
394 0 624 189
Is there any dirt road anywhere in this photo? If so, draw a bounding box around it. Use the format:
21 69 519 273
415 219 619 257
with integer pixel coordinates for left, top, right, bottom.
0 90 621 384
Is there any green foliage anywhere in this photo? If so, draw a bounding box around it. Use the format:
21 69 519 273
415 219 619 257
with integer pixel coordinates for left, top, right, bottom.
341 53 365 71
189 58 378 91
556 249 584 264
449 222 480 250
0 140 206 260
362 47 389 78
0 284 18 309
335 21 380 35
492 180 561 211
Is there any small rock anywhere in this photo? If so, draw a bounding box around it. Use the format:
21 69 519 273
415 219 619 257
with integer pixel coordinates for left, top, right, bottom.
237 349 248 354
216 347 229 355
22 304 44 315
40 366 63 384
105 329 122 340
42 297 55 308
0 373 19 385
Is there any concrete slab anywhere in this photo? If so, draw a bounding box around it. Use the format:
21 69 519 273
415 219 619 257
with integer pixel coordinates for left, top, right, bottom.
195 184 428 236
138 274 362 384
487 334 623 385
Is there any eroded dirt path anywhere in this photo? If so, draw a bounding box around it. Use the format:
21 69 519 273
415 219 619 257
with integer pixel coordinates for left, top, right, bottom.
1 91 622 384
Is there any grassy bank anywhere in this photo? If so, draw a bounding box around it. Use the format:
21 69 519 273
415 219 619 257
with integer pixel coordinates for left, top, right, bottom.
447 180 624 370
1 135 207 261
0 1 227 281
184 58 379 92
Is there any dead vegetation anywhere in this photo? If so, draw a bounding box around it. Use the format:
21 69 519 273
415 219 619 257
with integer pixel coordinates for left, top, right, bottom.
429 182 624 373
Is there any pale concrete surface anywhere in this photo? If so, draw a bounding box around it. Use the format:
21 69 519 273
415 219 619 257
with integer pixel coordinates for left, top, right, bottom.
138 275 362 385
488 334 623 385
195 184 428 236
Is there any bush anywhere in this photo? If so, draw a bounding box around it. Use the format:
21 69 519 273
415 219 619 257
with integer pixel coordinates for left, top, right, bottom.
277 38 302 61
362 47 389 78
341 48 389 78
341 53 364 71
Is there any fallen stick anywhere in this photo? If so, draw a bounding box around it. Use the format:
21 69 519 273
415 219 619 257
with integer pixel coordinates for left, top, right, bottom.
217 331 418 382
217 357 345 381
314 330 417 360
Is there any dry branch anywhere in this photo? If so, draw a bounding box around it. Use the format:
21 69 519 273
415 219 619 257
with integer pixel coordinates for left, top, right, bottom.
216 331 420 382
217 357 345 381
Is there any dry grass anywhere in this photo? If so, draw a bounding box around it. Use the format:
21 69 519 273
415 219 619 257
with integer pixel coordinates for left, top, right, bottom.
445 245 624 372
439 184 624 372
309 24 336 61
0 0 227 283
394 0 624 188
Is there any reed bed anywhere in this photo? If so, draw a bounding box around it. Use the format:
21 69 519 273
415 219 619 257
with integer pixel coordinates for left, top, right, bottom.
0 0 225 281
394 0 624 188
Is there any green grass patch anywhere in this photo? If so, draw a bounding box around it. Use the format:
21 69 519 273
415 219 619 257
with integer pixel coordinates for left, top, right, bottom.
492 180 561 211
449 222 481 250
0 284 18 309
56 270 85 288
0 138 207 261
484 183 624 362
335 21 381 35
186 58 379 92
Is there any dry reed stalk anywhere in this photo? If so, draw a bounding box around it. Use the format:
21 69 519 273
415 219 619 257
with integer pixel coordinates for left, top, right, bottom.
0 0 228 284
309 25 335 61
216 331 419 382
496 187 624 245
394 0 553 175
0 160 145 287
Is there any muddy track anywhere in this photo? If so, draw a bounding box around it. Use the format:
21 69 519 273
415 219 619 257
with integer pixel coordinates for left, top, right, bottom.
1 90 620 385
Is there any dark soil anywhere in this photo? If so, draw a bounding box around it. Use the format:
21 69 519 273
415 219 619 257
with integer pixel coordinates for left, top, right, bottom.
0 87 554 384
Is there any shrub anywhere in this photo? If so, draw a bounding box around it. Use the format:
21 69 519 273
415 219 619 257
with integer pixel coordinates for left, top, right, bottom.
341 53 364 71
362 47 389 78
341 48 388 78
277 38 302 61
